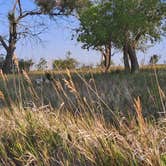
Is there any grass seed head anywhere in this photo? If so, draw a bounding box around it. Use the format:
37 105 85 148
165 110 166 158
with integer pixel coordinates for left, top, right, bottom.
22 69 32 85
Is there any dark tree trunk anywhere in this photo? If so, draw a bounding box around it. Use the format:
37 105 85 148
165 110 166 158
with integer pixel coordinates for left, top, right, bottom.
2 53 13 74
2 13 17 74
127 44 139 73
2 49 15 74
123 45 130 72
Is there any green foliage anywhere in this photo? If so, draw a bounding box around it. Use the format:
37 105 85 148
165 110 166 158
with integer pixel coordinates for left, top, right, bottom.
77 3 114 50
35 58 48 71
0 57 34 72
52 56 78 70
77 0 166 50
19 59 34 72
161 154 166 165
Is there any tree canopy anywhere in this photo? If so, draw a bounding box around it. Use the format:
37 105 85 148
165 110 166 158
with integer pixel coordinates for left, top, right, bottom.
77 0 166 72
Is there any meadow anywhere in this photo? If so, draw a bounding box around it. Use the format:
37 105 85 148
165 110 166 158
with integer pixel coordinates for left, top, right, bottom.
0 66 166 165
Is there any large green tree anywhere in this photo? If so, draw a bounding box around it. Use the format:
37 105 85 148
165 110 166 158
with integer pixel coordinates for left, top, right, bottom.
77 0 166 73
77 3 116 72
114 0 166 72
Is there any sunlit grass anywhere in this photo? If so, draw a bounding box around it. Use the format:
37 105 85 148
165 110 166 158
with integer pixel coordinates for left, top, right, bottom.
0 67 165 165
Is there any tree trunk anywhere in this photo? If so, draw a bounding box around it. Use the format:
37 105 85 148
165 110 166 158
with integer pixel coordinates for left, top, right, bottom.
2 13 17 74
105 53 111 72
127 44 139 73
123 45 130 72
2 50 14 74
100 44 111 73
104 46 111 73
102 52 106 68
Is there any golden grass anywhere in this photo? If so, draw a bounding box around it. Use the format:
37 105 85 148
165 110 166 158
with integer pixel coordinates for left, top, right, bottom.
0 104 165 165
0 68 165 165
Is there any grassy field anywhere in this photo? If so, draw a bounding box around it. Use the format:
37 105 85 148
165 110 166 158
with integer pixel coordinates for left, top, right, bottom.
0 66 166 165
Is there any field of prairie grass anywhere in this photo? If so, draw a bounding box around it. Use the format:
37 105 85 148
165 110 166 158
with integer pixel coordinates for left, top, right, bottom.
0 66 166 165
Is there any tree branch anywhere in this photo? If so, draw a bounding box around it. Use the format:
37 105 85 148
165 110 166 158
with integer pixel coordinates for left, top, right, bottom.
135 32 142 42
17 8 70 21
17 10 43 21
17 0 23 16
12 0 18 13
0 36 8 51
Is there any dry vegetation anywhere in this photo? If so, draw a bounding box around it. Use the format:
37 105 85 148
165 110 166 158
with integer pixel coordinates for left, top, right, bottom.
0 67 165 165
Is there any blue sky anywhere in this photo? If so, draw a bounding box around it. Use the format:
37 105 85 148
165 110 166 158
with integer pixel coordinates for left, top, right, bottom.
0 0 166 68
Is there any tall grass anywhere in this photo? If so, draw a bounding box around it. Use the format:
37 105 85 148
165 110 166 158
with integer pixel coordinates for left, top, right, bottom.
0 69 165 165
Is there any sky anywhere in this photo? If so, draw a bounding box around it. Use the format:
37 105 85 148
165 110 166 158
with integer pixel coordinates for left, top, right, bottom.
0 0 166 68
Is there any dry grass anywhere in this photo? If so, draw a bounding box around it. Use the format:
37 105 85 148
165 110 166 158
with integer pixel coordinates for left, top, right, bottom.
0 107 165 165
0 68 165 165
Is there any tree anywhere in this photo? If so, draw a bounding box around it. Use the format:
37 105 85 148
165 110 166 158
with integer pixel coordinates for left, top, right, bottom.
0 0 88 74
114 0 165 73
19 59 34 72
77 0 166 73
149 54 160 64
52 55 78 70
36 58 48 71
77 4 115 72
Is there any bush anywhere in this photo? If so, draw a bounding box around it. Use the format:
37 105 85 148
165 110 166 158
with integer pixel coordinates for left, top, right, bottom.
0 56 33 72
52 56 78 70
19 59 34 72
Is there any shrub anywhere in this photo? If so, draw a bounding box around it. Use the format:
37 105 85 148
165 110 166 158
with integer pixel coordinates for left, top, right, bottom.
52 56 78 70
19 59 34 72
